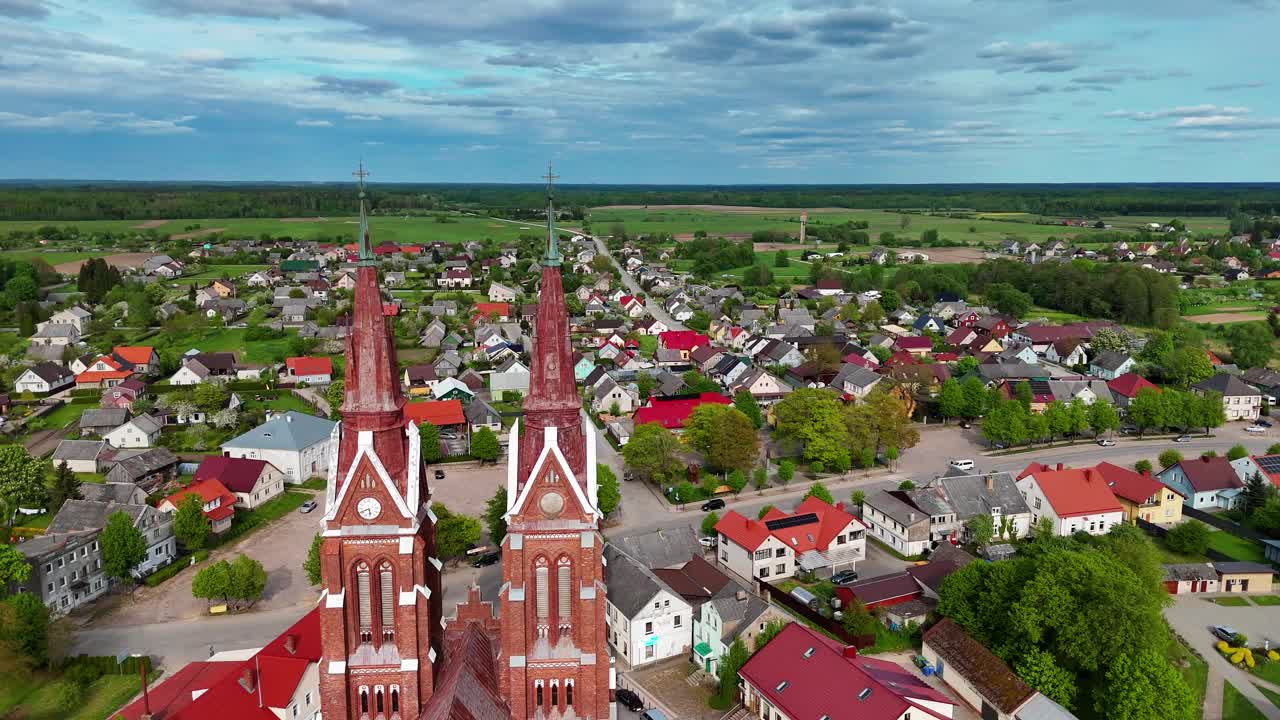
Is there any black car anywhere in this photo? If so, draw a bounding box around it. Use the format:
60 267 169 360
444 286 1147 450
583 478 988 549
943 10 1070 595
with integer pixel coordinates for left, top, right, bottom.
701 498 726 512
614 689 644 712
1258 418 1273 428
471 551 500 568
831 570 859 585
434 469 445 480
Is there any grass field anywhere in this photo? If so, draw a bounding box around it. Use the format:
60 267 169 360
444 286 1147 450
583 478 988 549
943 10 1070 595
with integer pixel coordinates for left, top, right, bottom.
0 670 155 720
1223 681 1268 720
27 402 89 431
1168 630 1208 713
0 213 534 247
1250 595 1280 606
1257 684 1280 710
1213 596 1252 607
1206 530 1267 563
146 326 294 364
1252 657 1280 686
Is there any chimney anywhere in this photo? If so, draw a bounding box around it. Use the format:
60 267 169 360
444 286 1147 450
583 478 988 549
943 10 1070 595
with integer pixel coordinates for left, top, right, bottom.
908 512 915 522
985 474 994 491
843 646 859 659
284 634 297 655
736 590 748 602
238 667 256 694
1202 455 1211 463
1056 463 1063 471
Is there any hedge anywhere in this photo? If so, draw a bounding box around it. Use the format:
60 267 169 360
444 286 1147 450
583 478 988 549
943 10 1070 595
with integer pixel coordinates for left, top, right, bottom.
69 389 103 399
57 654 152 676
142 550 209 587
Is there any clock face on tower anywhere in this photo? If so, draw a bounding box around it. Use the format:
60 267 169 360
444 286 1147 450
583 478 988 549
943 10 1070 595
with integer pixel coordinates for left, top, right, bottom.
356 496 381 520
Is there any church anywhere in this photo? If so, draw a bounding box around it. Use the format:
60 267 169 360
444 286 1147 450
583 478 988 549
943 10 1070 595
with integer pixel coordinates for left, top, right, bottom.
120 168 612 720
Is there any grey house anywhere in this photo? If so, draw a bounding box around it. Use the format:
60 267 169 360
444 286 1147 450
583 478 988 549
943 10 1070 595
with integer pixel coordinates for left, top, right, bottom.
47 499 176 580
103 447 181 490
78 408 130 437
13 530 108 614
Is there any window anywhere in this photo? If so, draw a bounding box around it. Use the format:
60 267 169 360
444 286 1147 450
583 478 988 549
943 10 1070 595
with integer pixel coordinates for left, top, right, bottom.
645 621 653 635
663 599 669 608
1034 498 1042 509
380 563 394 639
566 681 573 706
775 548 785 558
759 566 771 578
776 564 785 574
535 683 544 706
645 644 655 660
357 563 372 641
44 563 51 573
754 549 770 560
557 563 571 622
535 564 549 620
674 615 682 628
60 577 66 588
837 534 846 545
551 684 559 706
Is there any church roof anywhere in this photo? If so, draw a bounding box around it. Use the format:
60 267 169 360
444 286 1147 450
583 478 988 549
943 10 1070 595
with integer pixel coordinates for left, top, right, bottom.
422 622 508 720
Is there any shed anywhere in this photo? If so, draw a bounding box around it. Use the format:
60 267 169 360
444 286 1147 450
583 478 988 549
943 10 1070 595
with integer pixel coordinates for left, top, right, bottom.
922 618 1037 720
1213 561 1275 593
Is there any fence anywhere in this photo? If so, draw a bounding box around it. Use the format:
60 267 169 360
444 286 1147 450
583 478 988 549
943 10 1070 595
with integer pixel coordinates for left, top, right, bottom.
759 583 874 649
1181 505 1267 542
1135 517 1235 563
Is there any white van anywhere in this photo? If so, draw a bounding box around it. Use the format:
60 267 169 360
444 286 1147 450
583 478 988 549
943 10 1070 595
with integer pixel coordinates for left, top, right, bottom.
948 459 975 472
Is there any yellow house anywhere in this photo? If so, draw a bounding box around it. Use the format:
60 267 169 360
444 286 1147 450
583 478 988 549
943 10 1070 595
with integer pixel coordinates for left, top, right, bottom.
1095 461 1184 525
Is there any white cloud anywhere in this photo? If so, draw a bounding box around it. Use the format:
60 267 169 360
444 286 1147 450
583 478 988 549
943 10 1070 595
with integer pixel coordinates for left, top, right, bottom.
345 114 383 121
295 119 332 127
0 109 195 134
1104 104 1249 121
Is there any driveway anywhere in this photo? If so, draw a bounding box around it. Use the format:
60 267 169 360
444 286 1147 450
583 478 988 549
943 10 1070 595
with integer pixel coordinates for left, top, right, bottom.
431 461 503 519
1165 595 1280 720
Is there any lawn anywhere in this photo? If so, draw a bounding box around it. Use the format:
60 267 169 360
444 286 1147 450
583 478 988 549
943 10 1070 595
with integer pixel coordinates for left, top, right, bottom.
1257 684 1280 710
27 402 90 430
1213 596 1253 607
15 512 52 530
145 326 294 365
1250 595 1280 606
1168 629 1208 713
1251 657 1280 686
242 392 316 416
0 670 155 720
1206 530 1267 563
636 336 657 354
1223 681 1268 720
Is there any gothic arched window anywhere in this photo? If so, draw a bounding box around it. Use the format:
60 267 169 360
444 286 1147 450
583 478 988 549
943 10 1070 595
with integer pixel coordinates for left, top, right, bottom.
379 561 395 641
534 558 549 621
566 679 574 706
356 562 372 642
557 557 572 623
535 681 544 707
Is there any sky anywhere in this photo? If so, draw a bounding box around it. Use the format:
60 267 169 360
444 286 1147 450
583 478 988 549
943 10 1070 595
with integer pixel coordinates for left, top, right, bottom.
1 0 1278 184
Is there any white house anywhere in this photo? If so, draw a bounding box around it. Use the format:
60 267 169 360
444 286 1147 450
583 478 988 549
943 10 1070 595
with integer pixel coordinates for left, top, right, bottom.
487 282 518 302
221 411 337 483
1192 373 1262 422
103 414 163 449
15 362 75 394
922 619 1041 720
729 368 791 406
488 358 529 402
591 377 636 414
1088 352 1135 381
30 323 80 347
1015 465 1124 536
714 497 865 583
37 306 93 335
603 544 692 668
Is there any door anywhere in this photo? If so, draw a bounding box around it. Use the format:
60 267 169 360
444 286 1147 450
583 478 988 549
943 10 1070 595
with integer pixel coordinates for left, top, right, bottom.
981 700 998 720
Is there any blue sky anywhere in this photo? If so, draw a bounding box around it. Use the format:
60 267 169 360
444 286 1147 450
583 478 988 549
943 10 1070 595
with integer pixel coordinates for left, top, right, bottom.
1 0 1277 183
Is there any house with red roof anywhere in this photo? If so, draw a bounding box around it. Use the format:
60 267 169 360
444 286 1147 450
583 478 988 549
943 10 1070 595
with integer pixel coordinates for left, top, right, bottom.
1092 461 1185 525
632 392 730 431
892 335 933 357
114 608 324 720
1156 454 1244 510
192 456 286 510
285 356 332 384
714 497 865 583
1231 454 1280 493
75 354 135 388
658 330 710 359
617 295 646 317
1106 372 1158 409
739 622 955 720
472 302 510 322
439 267 473 288
1015 463 1124 536
113 345 159 374
157 478 238 534
404 399 467 429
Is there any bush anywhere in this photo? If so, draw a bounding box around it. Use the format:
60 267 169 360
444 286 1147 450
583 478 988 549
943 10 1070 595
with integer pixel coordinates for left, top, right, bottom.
1165 521 1210 556
1233 633 1249 647
64 662 103 688
51 680 82 713
1268 650 1279 661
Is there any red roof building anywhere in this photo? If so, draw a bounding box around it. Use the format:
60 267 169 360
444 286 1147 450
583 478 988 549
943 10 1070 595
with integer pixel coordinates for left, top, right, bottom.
113 345 157 368
158 478 237 532
658 330 710 353
285 356 332 379
472 302 510 321
1016 464 1124 536
1106 372 1158 400
714 497 866 581
632 392 730 430
404 399 466 427
739 623 954 720
834 571 922 610
192 456 283 508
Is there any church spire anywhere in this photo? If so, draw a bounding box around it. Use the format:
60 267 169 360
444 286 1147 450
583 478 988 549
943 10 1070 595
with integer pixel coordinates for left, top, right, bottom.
542 161 561 267
354 160 375 265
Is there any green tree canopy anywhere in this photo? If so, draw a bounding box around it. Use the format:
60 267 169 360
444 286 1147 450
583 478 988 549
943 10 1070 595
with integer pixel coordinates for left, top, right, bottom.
173 493 210 551
100 511 145 581
470 427 500 463
483 486 508 544
303 534 323 585
684 404 759 473
622 423 685 486
596 464 621 516
432 502 482 558
733 390 764 429
803 481 834 505
0 445 49 518
1226 321 1274 369
418 422 442 463
47 461 81 515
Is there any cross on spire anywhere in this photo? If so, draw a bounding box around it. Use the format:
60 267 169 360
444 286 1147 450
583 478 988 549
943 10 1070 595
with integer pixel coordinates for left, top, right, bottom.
543 161 561 267
354 160 374 264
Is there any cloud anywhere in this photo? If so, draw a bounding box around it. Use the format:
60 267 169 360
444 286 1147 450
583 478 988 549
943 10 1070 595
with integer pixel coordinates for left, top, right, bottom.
178 48 256 70
0 0 48 18
313 75 399 95
809 6 925 47
457 74 507 88
664 25 818 65
295 119 332 127
1104 104 1249 120
977 41 1081 73
825 83 890 99
1172 115 1280 129
1206 80 1266 91
362 140 384 146
485 51 560 69
345 114 383 122
0 110 195 134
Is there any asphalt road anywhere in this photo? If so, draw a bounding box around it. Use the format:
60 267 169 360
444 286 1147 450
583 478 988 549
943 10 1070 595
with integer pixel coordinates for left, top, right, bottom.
590 234 686 331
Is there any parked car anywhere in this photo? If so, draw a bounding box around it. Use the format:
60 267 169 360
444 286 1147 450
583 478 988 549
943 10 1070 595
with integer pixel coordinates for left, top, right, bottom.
948 458 975 472
1246 425 1267 434
701 498 725 512
434 469 445 480
698 536 716 549
299 500 318 513
959 421 972 429
1212 625 1239 642
1097 438 1116 447
614 689 644 713
640 710 669 720
831 570 860 585
1175 435 1192 443
471 551 500 568
1257 418 1273 428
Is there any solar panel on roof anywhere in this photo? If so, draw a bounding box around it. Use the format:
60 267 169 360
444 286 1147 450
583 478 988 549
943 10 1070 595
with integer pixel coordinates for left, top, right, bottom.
765 513 819 531
1255 456 1280 474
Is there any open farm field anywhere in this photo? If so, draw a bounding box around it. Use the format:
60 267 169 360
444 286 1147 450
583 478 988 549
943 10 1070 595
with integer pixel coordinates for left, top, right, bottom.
0 213 532 245
1186 311 1268 325
52 252 152 274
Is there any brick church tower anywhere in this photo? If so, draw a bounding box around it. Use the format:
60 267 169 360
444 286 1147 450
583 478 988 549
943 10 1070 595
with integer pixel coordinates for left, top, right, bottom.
497 165 612 720
318 164 443 720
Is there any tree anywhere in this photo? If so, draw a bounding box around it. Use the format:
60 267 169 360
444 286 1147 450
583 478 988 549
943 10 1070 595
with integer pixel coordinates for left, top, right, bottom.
0 445 48 521
432 503 482 559
861 300 884 326
1088 400 1120 437
752 466 767 491
623 423 685 486
772 389 849 467
192 383 227 413
754 619 788 652
1194 391 1225 433
173 493 210 551
1241 471 1270 515
803 481 834 505
701 511 720 537
192 559 232 605
596 464 621 516
470 427 500 463
1162 347 1212 388
418 422 442 463
885 446 899 470
938 378 964 422
966 514 995 548
726 469 748 496
1226 321 1274 369
46 461 81 514
981 400 1027 447
1227 444 1249 461
986 282 1033 318
1268 443 1280 456
1065 398 1089 437
845 388 919 456
1157 449 1182 469
1016 649 1077 710
757 504 776 520
774 250 790 268
3 593 49 667
960 375 987 419
1128 388 1164 436
303 533 323 585
1134 459 1153 475
324 379 344 417
684 404 759 473
715 638 749 708
0 544 32 588
483 486 508 544
851 490 866 507
1164 521 1209 555
733 390 764 429
776 459 794 485
1099 648 1196 720
228 554 267 608
100 511 145 581
1043 401 1070 441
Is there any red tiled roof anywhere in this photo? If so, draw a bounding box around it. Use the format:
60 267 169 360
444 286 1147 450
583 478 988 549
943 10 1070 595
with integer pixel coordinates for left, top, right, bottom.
163 478 237 521
112 346 155 365
835 571 921 608
1106 372 1158 398
285 356 332 376
716 498 862 553
632 392 729 429
112 661 242 720
739 623 952 720
714 511 772 550
658 330 710 352
193 456 272 495
1024 467 1123 518
473 302 510 319
893 336 933 350
76 369 133 385
843 353 877 369
1174 455 1242 493
1244 455 1280 488
404 399 466 426
1092 461 1174 503
815 278 843 290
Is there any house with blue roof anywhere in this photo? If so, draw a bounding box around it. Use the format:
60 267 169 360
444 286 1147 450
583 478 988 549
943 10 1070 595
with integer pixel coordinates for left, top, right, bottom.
221 411 337 484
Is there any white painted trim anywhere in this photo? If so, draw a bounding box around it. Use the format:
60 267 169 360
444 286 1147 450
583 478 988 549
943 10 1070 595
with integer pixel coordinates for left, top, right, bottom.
506 419 519 511
326 430 412 522
505 423 599 521
509 655 526 667
325 589 345 608
327 660 347 674
428 648 437 663
399 536 413 554
510 586 525 601
586 421 598 509
430 557 442 571
400 658 419 671
405 420 422 512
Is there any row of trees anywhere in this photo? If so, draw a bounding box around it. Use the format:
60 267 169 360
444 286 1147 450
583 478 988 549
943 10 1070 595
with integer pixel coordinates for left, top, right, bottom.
191 555 268 610
1126 388 1225 436
981 396 1121 447
972 259 1181 328
771 388 918 472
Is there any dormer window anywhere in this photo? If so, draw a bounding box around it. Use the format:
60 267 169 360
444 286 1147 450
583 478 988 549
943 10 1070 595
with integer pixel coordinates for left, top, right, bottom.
990 507 1001 516
776 681 789 692
803 647 815 658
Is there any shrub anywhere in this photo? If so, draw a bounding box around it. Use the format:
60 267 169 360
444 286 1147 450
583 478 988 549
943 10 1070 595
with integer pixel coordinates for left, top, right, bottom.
1268 650 1279 661
1233 633 1249 647
51 680 82 713
1165 521 1210 556
1216 640 1229 653
65 662 104 688
1231 650 1245 664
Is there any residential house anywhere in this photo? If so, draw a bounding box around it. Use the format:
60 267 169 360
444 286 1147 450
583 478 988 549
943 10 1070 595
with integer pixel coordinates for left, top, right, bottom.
192 456 285 510
1089 352 1135 381
48 498 175 579
15 361 75 394
158 478 237 535
1158 455 1244 510
112 346 159 375
434 350 463 378
169 352 240 386
439 268 474 288
1231 454 1280 493
464 399 503 436
12 529 111 614
659 330 710 359
103 447 181 491
78 408 130 437
686 563 788 674
1045 339 1088 367
30 323 80 347
472 302 510 322
739 623 955 720
37 306 92 335
922 619 1039 720
221 411 337 483
861 489 937 557
285 356 333 385
602 544 693 668
633 392 731 431
1093 461 1184 525
1106 372 1159 410
487 282 518 302
1163 564 1220 595
431 376 476 404
729 368 791 406
51 439 113 474
714 497 865 583
101 378 145 410
1215 562 1274 593
592 377 636 415
102 414 163 449
1192 373 1262 422
1015 464 1124 536
489 357 530 401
